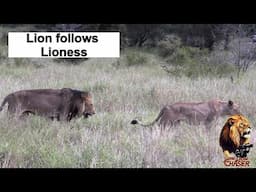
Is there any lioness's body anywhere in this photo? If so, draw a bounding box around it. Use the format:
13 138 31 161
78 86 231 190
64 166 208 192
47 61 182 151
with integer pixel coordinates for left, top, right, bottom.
131 99 240 130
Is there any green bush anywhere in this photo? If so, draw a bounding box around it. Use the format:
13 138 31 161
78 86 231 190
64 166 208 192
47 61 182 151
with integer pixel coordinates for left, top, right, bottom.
164 60 236 78
166 46 209 65
125 49 148 66
163 46 236 78
0 45 7 60
157 34 181 57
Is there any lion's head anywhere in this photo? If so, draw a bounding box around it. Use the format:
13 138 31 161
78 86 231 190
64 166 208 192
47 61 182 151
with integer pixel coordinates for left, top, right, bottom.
219 114 253 159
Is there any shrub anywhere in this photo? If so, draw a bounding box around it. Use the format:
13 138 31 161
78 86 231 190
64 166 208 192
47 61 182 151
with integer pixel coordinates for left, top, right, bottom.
125 49 148 66
157 34 181 57
54 58 89 65
163 46 236 78
163 60 236 79
0 45 7 60
166 46 209 65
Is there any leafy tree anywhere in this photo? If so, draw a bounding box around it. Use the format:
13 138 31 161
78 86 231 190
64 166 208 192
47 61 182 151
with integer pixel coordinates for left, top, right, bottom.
228 24 256 78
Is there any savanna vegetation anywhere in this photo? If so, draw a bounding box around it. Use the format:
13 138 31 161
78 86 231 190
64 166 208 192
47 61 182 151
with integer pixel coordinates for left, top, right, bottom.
0 24 255 168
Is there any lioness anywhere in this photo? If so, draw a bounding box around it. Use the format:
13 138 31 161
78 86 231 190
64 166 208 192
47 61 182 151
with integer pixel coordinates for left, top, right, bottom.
131 99 240 129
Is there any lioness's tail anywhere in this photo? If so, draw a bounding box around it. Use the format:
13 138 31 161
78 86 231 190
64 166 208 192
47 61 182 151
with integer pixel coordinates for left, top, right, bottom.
0 95 10 112
130 119 155 127
131 109 164 127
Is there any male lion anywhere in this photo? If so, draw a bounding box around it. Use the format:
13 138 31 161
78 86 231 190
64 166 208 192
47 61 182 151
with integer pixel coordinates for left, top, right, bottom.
0 88 96 121
219 114 253 159
131 99 240 130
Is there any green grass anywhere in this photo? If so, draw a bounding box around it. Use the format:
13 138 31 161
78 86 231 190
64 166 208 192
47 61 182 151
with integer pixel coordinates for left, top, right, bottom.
0 49 256 168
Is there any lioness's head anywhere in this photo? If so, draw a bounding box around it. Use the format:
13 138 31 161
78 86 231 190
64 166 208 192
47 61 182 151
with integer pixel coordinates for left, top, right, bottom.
220 100 240 116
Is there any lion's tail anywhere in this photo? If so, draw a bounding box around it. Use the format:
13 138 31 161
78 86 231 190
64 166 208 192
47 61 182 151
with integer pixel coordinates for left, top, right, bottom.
131 108 164 127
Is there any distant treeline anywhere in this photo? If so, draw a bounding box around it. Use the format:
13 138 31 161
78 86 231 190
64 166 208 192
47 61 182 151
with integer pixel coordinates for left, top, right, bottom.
2 24 256 50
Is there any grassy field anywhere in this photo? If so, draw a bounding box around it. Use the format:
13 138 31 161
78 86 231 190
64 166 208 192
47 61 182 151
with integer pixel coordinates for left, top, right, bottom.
0 50 255 168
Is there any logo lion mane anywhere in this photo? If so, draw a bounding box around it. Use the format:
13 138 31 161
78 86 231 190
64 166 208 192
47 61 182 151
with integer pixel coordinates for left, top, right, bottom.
219 114 253 159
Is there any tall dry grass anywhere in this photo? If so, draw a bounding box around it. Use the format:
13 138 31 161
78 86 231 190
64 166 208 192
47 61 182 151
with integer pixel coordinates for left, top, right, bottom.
0 50 255 168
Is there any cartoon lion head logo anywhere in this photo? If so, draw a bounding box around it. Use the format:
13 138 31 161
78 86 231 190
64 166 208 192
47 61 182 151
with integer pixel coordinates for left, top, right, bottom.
219 114 253 159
